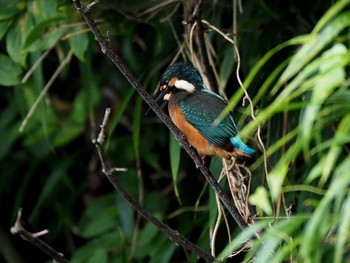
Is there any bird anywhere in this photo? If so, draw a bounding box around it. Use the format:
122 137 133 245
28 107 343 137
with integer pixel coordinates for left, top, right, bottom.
148 62 256 159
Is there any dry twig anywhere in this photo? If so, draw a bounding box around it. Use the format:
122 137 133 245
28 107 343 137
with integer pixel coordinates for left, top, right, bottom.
10 208 69 263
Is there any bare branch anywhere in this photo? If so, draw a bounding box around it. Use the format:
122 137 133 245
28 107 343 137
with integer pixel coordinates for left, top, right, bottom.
93 108 214 261
10 208 69 263
72 0 249 231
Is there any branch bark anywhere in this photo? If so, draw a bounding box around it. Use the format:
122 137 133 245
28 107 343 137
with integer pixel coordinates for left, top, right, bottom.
93 108 214 261
10 209 69 263
72 0 248 230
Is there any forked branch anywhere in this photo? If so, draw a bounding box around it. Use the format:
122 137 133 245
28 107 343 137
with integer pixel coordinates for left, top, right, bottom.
93 108 214 262
72 0 248 230
11 209 69 263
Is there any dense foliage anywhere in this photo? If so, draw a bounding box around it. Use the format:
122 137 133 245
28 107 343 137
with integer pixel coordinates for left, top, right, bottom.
1 0 349 262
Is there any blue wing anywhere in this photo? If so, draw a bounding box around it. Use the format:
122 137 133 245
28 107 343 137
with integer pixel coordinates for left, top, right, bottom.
179 89 238 152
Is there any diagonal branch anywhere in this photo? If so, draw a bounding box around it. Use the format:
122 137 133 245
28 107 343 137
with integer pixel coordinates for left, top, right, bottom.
94 108 214 262
72 0 248 230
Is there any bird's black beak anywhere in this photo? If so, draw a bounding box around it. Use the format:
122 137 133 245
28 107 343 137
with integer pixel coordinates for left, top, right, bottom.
145 85 170 115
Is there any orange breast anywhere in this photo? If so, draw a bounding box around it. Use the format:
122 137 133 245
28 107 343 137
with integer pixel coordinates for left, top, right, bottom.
168 99 232 158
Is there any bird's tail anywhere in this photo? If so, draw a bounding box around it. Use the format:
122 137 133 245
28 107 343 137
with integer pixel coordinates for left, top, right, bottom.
230 137 256 156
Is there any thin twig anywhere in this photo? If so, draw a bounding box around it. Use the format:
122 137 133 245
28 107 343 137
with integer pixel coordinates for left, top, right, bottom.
94 108 214 261
10 209 69 263
72 0 249 231
19 50 73 133
202 19 271 208
184 0 217 92
22 48 52 84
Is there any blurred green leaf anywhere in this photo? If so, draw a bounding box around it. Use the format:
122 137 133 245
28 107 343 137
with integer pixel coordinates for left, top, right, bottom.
169 132 181 201
116 194 134 238
300 44 347 150
0 53 22 86
0 20 12 40
71 232 119 263
219 46 234 93
133 97 142 158
280 10 350 82
254 216 306 263
301 156 350 260
37 0 58 20
249 186 273 215
23 17 63 50
334 195 350 263
107 88 134 148
0 0 25 20
25 27 65 52
6 13 33 66
52 125 83 147
30 157 75 220
86 249 108 263
69 32 89 61
79 194 118 238
217 220 270 260
208 157 222 227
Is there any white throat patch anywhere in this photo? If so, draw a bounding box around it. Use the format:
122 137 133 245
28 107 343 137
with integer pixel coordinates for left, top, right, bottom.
163 93 171 100
174 79 196 93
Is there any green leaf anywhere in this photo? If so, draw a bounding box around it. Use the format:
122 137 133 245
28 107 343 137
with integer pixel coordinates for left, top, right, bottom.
249 186 273 215
280 10 350 83
217 220 270 260
6 13 33 66
254 216 306 263
318 109 350 187
132 97 142 158
169 133 181 202
86 249 108 263
107 88 135 149
0 20 12 40
30 157 75 220
23 17 63 49
37 0 58 20
79 194 119 238
0 53 22 86
25 27 65 53
52 125 83 147
219 46 234 93
300 44 347 150
0 0 25 20
334 195 350 263
71 233 119 263
69 32 89 61
116 195 134 238
208 156 222 227
301 156 350 260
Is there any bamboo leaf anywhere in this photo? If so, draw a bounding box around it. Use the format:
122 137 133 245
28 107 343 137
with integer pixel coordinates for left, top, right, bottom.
169 132 181 202
0 53 22 86
249 186 273 215
280 10 350 83
133 96 142 157
69 31 89 61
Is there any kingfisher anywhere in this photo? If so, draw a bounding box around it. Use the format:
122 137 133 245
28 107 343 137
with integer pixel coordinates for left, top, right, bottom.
148 62 256 159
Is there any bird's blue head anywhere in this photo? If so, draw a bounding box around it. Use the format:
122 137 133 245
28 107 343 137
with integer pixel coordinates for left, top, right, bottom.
158 62 204 101
145 62 204 115
160 62 204 91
